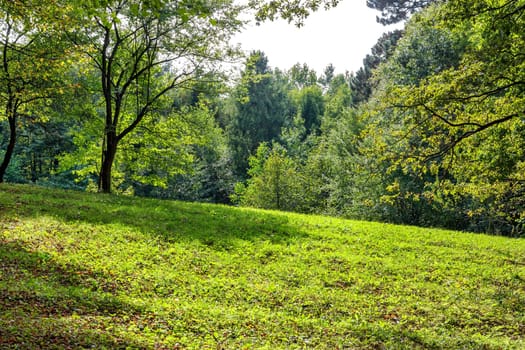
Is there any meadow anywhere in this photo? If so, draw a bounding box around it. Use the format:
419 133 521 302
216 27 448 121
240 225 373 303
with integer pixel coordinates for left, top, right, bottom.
1 184 524 349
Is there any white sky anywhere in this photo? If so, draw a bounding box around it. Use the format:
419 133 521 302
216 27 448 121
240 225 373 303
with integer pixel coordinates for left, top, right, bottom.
232 1 403 75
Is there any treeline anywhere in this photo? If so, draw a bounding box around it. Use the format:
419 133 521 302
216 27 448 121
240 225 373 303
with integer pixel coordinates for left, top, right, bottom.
1 0 524 236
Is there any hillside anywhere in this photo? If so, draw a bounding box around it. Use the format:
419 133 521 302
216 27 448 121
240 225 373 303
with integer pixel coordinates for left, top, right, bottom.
1 184 524 349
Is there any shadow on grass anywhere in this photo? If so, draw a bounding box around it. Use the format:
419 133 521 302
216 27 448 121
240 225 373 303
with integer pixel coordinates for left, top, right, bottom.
1 185 521 349
2 184 310 249
0 239 148 349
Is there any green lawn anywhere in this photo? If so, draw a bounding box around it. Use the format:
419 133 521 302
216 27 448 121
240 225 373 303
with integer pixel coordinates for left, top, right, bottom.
1 183 524 349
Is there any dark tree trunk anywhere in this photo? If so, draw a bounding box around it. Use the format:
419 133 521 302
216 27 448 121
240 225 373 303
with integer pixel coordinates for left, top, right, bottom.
98 129 118 193
0 115 17 183
1 21 16 184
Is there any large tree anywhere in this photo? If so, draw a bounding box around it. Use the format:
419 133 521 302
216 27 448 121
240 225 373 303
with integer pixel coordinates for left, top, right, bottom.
68 0 242 193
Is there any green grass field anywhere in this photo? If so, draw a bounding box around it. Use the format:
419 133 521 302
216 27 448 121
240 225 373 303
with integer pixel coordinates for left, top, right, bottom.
1 184 524 349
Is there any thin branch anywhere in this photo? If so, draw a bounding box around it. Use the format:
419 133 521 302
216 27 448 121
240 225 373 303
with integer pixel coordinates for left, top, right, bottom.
444 80 525 102
422 104 482 128
424 112 519 161
117 71 196 142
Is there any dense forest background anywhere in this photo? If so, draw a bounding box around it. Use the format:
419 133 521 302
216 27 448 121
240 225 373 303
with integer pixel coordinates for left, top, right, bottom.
1 0 524 236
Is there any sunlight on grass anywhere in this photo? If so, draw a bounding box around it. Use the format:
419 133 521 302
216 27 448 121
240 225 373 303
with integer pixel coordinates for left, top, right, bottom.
1 184 524 349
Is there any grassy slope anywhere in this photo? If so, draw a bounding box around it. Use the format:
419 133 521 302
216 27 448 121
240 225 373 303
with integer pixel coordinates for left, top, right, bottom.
1 184 524 349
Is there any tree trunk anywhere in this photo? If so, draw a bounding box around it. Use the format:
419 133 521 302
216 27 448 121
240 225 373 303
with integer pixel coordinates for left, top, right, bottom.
0 115 17 183
98 130 118 193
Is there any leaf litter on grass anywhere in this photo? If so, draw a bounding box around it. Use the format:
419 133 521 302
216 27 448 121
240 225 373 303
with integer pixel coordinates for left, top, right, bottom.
1 183 524 349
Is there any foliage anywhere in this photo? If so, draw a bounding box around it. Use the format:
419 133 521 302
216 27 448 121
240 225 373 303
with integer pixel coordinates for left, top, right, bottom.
251 0 433 26
2 119 78 186
0 0 76 182
251 0 342 26
350 30 403 105
304 105 367 217
287 62 318 89
366 0 435 24
369 0 525 234
134 107 236 204
233 143 306 211
67 0 243 193
290 85 325 136
227 51 292 177
1 184 525 348
350 7 469 228
60 100 221 194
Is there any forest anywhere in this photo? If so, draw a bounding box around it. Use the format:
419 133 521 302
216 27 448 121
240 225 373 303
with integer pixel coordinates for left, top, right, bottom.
1 0 524 237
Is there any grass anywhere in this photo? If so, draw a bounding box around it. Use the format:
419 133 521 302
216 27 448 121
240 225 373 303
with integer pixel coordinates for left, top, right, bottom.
1 183 524 349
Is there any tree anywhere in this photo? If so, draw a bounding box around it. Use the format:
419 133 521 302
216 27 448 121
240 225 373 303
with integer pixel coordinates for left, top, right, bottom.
319 63 336 88
227 51 291 177
2 117 76 185
287 62 318 89
0 1 72 183
122 101 235 201
367 0 524 164
368 0 525 233
323 73 352 120
303 103 365 217
290 85 324 136
354 5 469 227
68 0 242 193
233 142 304 211
350 29 403 105
366 0 435 24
